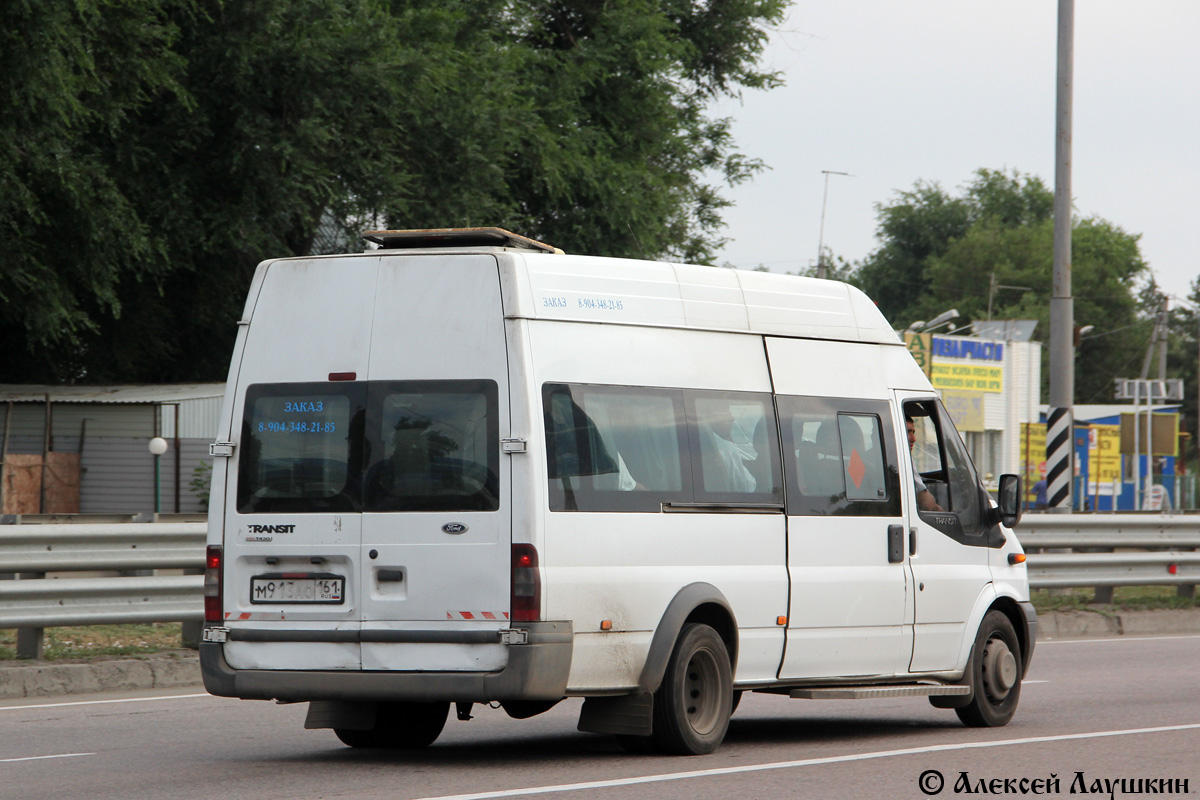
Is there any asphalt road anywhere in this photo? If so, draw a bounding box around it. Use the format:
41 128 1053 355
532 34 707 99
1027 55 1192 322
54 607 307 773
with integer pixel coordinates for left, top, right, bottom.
3 634 1198 800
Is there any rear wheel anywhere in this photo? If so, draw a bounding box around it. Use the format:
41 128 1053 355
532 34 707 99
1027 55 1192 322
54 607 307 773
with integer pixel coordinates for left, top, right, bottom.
334 701 450 749
651 623 733 755
956 610 1022 727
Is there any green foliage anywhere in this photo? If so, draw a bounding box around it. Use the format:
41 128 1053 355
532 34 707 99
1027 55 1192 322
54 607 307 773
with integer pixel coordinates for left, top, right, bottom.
853 169 1151 405
1 0 786 383
0 0 188 380
189 460 212 510
1030 587 1200 613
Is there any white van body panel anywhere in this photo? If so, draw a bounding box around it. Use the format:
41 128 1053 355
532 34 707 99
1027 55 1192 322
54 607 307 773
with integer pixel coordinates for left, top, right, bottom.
510 255 898 345
766 337 892 399
526 320 788 690
359 255 511 672
222 258 374 671
766 338 911 679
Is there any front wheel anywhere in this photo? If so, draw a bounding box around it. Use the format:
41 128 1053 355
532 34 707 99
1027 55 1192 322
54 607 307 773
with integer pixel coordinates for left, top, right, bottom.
651 623 733 755
956 610 1022 727
334 701 450 748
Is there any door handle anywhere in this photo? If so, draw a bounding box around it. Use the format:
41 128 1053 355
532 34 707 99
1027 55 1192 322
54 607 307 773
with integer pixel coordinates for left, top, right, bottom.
377 569 405 582
887 524 904 563
909 527 917 556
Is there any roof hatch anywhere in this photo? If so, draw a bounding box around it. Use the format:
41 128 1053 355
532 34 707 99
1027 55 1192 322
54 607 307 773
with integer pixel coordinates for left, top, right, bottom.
361 227 560 253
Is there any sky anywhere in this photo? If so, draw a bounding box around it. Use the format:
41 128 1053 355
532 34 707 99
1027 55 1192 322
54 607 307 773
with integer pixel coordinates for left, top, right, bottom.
713 1 1200 313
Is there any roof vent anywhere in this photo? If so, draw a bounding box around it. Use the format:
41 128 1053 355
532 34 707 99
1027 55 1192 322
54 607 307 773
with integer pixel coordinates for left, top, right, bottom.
361 227 560 253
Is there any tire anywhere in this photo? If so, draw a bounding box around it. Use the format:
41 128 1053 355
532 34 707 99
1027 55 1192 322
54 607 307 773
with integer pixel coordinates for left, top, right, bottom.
730 690 743 715
651 623 733 755
956 610 1022 728
334 701 450 749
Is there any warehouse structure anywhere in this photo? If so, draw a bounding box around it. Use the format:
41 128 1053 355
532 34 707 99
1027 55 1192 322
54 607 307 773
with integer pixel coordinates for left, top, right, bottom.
0 384 223 516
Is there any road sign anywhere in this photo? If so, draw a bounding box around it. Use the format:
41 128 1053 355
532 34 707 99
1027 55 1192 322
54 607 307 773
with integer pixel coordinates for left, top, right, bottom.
1113 378 1184 402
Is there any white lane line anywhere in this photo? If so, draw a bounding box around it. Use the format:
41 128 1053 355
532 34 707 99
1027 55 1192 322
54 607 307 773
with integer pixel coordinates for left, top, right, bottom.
412 723 1200 800
1 753 95 763
0 693 210 712
1023 679 1050 684
1041 634 1200 645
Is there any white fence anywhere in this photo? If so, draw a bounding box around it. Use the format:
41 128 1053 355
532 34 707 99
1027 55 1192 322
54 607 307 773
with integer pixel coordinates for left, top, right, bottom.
2 515 1198 659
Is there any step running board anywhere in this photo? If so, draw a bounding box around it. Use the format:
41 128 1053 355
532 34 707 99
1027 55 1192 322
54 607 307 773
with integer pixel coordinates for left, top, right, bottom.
790 684 971 700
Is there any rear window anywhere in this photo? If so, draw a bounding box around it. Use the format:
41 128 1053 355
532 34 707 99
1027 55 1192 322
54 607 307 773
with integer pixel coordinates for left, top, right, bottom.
237 380 498 513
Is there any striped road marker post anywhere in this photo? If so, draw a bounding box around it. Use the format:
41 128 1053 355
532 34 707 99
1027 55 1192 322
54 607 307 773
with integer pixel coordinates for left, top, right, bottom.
1045 406 1073 509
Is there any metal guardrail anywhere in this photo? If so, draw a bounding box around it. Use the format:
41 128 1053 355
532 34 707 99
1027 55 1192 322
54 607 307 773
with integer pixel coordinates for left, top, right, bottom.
0 574 204 629
0 523 206 573
1019 514 1200 596
0 521 206 659
1 515 1197 659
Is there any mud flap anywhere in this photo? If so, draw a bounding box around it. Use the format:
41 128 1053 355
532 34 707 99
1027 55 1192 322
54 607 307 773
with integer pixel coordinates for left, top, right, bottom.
577 692 654 736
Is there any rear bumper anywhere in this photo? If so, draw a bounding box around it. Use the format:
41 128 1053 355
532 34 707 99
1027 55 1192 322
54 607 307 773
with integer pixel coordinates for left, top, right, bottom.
200 621 573 703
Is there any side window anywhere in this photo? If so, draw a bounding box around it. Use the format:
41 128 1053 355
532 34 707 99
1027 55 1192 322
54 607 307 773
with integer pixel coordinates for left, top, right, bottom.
778 396 901 517
939 406 982 533
904 400 983 533
838 414 888 502
543 383 689 512
689 393 783 504
907 410 947 508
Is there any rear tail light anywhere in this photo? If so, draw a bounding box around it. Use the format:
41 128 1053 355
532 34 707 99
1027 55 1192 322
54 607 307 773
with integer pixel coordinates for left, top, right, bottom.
511 543 541 622
204 545 223 623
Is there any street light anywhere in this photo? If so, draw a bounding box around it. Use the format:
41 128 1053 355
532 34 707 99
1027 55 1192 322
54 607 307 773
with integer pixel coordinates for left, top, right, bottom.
815 170 853 280
149 437 168 516
908 308 960 334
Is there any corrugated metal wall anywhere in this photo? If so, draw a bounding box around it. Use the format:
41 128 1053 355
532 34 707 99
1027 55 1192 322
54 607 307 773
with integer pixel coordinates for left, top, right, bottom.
160 396 224 438
0 401 159 440
2 433 213 514
77 437 213 514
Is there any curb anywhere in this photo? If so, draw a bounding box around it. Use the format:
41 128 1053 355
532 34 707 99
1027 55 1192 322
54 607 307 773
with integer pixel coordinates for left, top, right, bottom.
2 609 1199 700
1037 607 1200 639
0 650 200 700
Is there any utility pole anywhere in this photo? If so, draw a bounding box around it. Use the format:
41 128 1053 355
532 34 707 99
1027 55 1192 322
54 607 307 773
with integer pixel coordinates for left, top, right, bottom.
815 170 851 280
1046 0 1075 511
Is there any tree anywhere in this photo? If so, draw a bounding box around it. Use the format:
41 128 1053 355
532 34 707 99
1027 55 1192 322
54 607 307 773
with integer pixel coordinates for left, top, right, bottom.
0 0 187 381
853 169 1150 405
1 0 786 383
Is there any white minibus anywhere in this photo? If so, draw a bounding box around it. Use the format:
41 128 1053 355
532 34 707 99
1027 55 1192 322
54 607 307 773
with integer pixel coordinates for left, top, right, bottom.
201 227 1034 755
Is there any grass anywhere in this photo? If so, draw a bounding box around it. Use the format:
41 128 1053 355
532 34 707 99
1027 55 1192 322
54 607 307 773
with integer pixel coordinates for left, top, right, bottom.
2 588 1198 662
1031 585 1200 613
0 622 186 662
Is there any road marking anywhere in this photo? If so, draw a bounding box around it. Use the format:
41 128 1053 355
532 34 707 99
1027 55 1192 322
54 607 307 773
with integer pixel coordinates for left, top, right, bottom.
1041 634 1200 645
412 722 1200 800
0 693 210 712
1 753 95 763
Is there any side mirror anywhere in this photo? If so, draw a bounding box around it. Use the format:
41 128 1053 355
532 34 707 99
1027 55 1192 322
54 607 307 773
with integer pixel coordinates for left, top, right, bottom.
996 473 1022 528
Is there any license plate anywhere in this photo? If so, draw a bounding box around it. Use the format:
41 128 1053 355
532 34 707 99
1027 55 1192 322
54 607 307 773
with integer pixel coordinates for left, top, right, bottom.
250 573 344 604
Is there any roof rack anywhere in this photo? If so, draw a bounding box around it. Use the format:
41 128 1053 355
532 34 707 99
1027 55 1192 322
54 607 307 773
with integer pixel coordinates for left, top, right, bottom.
361 227 560 253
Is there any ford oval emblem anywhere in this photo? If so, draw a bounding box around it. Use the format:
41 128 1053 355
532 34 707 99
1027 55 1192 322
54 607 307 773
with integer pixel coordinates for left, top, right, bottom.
442 522 468 535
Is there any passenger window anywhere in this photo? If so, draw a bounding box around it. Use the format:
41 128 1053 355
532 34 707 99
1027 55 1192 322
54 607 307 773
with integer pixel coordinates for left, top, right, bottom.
904 400 983 533
544 384 688 512
238 383 366 513
364 380 499 512
690 394 782 503
838 415 888 502
778 396 901 517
